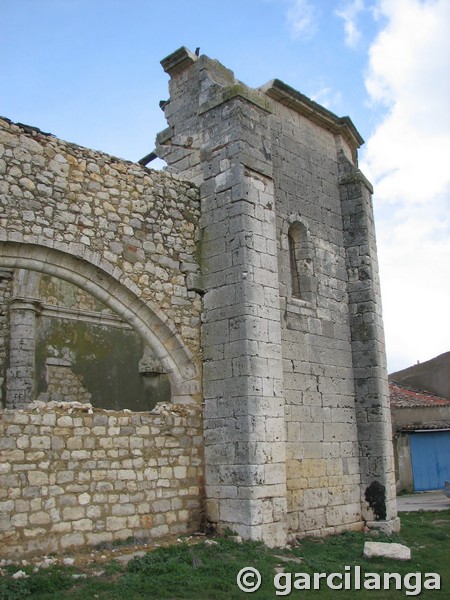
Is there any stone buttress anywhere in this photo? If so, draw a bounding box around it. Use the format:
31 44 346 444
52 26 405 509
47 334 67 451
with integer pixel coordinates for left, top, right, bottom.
157 48 287 546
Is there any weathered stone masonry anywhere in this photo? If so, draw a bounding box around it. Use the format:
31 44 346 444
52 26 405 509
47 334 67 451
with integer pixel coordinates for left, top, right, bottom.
0 116 202 407
0 403 203 557
0 47 398 557
0 114 204 557
156 48 398 544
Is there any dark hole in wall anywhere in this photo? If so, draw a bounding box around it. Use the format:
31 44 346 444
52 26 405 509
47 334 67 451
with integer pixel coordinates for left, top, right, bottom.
365 480 387 521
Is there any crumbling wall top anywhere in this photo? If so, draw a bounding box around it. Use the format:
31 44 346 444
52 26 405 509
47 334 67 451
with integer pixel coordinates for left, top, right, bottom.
161 46 198 76
159 47 364 158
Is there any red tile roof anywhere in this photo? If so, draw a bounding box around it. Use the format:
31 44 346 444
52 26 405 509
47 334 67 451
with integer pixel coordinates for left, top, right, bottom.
389 382 450 408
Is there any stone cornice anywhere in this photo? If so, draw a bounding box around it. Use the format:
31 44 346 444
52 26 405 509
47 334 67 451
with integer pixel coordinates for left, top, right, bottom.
41 303 131 330
261 79 364 151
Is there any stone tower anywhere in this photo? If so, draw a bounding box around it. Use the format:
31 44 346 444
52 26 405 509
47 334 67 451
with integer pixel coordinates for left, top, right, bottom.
156 47 398 546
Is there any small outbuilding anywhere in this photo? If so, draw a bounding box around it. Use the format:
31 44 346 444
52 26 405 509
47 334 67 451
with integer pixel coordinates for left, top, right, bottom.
390 382 450 493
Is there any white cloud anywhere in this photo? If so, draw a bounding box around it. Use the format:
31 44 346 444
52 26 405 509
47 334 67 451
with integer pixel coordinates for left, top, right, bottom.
376 206 450 371
360 0 450 371
363 0 450 203
285 0 317 39
335 0 365 48
310 86 342 110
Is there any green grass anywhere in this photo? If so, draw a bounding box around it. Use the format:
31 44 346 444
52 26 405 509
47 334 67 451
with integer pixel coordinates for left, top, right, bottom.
1 511 449 599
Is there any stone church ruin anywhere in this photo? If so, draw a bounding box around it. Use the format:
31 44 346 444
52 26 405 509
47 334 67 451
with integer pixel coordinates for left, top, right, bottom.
0 47 398 557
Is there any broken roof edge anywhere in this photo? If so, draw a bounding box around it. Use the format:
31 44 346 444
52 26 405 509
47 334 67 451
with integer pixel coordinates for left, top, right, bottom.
161 46 198 76
160 48 364 151
260 79 364 151
395 424 450 433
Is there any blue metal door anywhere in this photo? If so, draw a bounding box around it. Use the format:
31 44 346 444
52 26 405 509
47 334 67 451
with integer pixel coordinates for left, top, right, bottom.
409 431 450 491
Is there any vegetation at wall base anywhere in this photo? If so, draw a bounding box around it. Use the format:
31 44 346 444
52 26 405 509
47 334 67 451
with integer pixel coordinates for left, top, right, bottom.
0 511 448 599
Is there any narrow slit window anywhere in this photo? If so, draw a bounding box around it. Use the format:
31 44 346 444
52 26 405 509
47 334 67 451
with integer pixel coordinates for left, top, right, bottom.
288 221 314 303
289 230 301 298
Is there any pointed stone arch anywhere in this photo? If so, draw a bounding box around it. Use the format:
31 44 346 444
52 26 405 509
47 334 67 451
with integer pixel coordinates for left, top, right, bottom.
0 241 200 404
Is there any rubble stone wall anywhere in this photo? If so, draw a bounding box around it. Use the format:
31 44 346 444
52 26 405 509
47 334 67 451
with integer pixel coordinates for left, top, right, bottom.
0 402 203 558
0 116 202 406
0 115 205 556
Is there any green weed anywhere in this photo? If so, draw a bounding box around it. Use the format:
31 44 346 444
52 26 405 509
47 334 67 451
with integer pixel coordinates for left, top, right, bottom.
0 511 448 599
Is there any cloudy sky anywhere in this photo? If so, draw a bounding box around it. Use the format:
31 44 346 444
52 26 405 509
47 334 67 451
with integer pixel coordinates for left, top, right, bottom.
1 0 449 373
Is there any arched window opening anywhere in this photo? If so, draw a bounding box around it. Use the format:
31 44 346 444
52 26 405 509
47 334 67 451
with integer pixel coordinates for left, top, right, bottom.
3 268 171 410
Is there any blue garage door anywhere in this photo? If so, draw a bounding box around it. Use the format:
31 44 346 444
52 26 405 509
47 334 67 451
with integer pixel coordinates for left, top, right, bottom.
409 431 450 491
